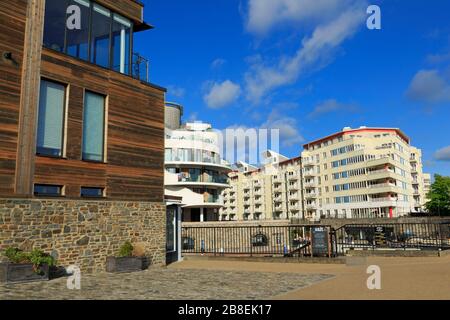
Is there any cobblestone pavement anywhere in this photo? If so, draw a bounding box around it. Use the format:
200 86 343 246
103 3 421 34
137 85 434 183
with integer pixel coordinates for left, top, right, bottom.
0 267 334 300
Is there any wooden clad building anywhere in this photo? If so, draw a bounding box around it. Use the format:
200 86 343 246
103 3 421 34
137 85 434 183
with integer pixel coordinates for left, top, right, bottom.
0 0 165 202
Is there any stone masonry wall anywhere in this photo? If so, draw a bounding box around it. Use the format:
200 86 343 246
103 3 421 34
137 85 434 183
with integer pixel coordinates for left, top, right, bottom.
0 199 166 273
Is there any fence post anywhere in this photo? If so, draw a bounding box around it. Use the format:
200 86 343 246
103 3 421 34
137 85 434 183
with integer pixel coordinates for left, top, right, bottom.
214 227 217 257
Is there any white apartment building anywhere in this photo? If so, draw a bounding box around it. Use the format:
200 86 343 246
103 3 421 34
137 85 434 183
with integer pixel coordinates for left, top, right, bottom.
164 102 231 222
220 151 304 221
266 153 303 220
301 126 430 220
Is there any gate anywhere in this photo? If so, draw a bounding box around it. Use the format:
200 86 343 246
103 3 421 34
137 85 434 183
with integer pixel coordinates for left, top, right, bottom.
333 222 450 255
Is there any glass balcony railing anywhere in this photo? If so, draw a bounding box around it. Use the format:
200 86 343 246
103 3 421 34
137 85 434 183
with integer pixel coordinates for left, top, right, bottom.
205 195 221 203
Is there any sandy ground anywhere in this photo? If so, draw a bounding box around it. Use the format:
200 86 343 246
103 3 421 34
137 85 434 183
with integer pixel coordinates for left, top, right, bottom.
169 255 450 300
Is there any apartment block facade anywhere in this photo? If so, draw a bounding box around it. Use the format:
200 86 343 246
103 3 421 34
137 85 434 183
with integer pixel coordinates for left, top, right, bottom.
302 127 429 220
221 127 430 222
0 0 166 271
164 103 231 222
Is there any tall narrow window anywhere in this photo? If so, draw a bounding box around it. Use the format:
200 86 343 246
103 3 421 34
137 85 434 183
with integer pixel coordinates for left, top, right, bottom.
91 4 111 68
36 80 66 157
112 14 131 74
66 0 91 60
43 0 67 52
82 91 106 162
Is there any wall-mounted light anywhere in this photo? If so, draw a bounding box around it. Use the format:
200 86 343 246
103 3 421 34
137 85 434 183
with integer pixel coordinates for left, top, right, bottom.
3 52 19 66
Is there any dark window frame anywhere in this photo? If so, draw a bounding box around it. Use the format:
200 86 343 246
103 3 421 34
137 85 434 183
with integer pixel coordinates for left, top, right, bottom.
34 184 64 197
80 186 105 198
81 89 107 163
44 0 134 76
36 78 68 159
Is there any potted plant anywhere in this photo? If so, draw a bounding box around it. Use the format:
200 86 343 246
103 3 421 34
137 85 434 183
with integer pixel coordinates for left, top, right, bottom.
106 241 146 273
0 248 56 284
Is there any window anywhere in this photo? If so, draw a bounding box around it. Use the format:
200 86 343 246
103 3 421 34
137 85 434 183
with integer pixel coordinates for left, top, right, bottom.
82 91 106 162
36 80 66 157
91 4 111 68
66 0 91 60
81 187 105 198
112 14 132 73
34 184 63 197
43 0 135 75
43 0 67 52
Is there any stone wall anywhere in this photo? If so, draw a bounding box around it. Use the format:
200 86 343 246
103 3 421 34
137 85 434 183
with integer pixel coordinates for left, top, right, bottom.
0 199 166 273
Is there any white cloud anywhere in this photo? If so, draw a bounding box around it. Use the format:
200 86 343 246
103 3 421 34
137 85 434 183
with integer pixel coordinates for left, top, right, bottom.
308 99 360 118
260 110 304 147
244 1 367 102
406 69 450 104
203 80 241 108
211 58 227 69
434 146 450 161
167 85 185 99
246 0 359 35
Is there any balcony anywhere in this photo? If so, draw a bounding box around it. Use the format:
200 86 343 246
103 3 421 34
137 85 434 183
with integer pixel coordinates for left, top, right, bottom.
304 192 317 199
288 193 300 200
288 174 299 180
254 197 263 204
303 158 315 166
273 184 282 192
368 183 397 189
205 195 222 204
304 181 316 188
303 170 316 177
273 176 282 183
132 53 150 83
305 203 317 210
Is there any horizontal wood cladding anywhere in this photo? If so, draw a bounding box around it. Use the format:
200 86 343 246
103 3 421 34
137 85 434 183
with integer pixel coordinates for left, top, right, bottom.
0 0 28 195
96 0 143 23
37 49 165 202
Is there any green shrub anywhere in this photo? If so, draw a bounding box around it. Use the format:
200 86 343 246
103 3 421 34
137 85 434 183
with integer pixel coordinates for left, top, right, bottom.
3 247 56 275
118 241 134 257
4 247 29 264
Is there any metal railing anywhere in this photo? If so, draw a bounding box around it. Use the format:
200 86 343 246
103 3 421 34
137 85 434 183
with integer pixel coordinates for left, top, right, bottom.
182 222 450 258
334 223 450 255
181 225 333 257
132 53 149 82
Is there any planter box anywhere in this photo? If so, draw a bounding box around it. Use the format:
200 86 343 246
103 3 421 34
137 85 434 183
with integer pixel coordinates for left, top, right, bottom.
106 256 145 273
0 263 49 284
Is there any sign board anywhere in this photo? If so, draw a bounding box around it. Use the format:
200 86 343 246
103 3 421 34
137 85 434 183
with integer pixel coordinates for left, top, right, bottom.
374 226 387 246
312 227 329 256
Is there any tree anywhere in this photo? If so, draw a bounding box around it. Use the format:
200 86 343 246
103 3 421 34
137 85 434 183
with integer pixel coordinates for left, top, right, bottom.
425 175 450 216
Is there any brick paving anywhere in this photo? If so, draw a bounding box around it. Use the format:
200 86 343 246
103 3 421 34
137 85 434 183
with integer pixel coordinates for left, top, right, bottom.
0 267 334 300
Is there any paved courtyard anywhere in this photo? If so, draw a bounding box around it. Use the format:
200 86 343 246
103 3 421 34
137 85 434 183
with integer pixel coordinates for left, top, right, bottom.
0 267 333 300
2 254 449 300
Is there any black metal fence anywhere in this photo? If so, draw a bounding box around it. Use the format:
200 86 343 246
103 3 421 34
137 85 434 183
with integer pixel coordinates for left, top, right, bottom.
181 225 333 257
181 223 450 258
333 223 450 254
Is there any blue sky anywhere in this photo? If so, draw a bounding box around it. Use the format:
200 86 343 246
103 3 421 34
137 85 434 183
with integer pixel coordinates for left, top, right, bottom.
135 0 450 177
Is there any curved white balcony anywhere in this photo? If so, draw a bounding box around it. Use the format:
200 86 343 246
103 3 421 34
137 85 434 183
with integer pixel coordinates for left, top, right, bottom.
164 172 229 189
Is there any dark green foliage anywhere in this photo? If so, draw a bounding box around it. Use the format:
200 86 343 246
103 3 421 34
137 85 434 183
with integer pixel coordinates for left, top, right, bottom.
118 241 134 257
2 247 56 275
425 175 450 216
